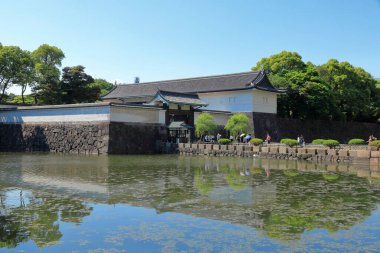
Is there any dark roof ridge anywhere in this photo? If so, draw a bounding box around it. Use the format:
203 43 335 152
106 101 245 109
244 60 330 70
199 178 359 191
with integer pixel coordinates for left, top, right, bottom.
156 89 196 96
118 71 261 86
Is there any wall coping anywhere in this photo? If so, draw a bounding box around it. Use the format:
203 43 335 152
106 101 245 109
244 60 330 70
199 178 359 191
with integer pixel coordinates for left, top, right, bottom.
0 102 165 112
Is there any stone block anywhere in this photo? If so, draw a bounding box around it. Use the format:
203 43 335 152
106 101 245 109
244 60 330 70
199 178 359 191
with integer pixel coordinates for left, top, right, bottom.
198 144 206 150
351 150 370 158
228 145 236 151
184 143 191 148
327 149 338 156
306 148 317 155
212 144 220 150
316 149 327 156
220 145 228 151
191 143 198 149
279 146 288 154
205 144 213 151
261 147 269 153
370 158 380 166
338 149 349 157
252 146 261 153
236 145 244 151
297 148 307 154
245 146 253 152
269 146 279 153
288 147 297 154
371 151 380 158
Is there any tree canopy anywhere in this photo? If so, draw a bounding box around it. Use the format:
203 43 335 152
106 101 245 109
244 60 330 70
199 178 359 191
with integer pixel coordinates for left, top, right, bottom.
252 51 379 122
195 112 217 138
225 113 252 136
0 42 113 105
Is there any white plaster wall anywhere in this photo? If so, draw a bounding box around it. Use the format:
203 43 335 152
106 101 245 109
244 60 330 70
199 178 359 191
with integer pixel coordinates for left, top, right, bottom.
198 90 253 112
110 106 165 124
252 90 277 113
198 89 278 114
194 111 232 126
0 106 111 123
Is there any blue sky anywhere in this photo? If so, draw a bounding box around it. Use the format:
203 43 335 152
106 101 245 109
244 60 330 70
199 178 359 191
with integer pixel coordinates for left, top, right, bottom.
1 0 379 94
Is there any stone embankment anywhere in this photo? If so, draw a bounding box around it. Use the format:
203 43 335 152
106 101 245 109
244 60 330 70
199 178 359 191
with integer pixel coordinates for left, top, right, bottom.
0 123 109 154
178 143 380 165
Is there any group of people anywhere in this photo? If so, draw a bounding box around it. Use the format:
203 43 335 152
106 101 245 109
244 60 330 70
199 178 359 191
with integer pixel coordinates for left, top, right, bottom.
297 135 305 147
228 133 252 143
368 134 377 143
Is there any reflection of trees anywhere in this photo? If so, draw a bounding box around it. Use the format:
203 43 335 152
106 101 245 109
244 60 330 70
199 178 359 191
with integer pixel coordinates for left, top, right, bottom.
194 169 214 195
0 189 93 248
255 171 380 240
0 215 28 248
220 166 249 191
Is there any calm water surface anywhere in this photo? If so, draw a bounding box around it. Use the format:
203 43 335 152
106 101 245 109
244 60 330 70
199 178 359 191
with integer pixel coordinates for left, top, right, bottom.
1 153 380 252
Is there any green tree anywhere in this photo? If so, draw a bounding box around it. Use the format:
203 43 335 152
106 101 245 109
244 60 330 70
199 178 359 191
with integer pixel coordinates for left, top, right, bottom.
252 51 333 119
252 51 306 83
0 46 34 102
60 65 97 104
318 59 378 121
224 113 252 136
32 44 65 104
89 78 114 97
195 112 217 138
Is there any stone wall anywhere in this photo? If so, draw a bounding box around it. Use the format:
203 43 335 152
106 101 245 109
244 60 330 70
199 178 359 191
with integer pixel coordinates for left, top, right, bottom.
0 122 167 155
251 113 380 143
108 122 167 154
178 143 380 166
0 122 109 154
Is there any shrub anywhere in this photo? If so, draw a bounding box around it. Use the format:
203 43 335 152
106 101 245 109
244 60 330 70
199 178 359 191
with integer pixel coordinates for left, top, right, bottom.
312 139 325 144
250 138 263 146
218 138 231 145
224 113 252 136
280 138 298 147
348 138 366 145
323 139 340 148
195 112 217 138
369 140 380 148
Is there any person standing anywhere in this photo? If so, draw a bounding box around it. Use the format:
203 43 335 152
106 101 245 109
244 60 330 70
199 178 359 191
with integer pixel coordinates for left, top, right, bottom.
266 133 271 144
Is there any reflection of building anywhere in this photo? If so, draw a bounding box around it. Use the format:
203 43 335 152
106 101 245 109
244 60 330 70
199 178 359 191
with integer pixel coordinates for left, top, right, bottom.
1 154 380 245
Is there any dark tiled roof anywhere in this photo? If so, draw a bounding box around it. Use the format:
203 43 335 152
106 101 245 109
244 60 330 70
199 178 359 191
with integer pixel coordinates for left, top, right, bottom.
102 71 280 99
154 90 208 106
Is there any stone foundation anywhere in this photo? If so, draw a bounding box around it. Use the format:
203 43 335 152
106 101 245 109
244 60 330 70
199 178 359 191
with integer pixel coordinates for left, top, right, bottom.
0 122 168 155
178 143 380 165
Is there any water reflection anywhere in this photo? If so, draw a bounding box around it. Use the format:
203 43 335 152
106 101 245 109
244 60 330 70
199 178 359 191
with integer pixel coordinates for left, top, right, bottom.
0 153 380 250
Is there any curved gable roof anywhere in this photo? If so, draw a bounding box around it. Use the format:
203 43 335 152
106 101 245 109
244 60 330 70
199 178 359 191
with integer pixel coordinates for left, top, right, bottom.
102 71 280 99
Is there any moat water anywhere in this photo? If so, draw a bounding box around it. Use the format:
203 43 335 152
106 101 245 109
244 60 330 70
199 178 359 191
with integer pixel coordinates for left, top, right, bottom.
1 153 380 252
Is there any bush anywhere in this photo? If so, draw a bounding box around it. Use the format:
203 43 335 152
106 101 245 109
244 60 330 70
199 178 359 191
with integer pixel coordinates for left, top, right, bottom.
250 138 263 146
218 138 231 145
224 113 252 136
312 139 325 144
348 138 366 145
323 139 340 148
369 140 380 148
195 112 217 138
280 138 298 147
